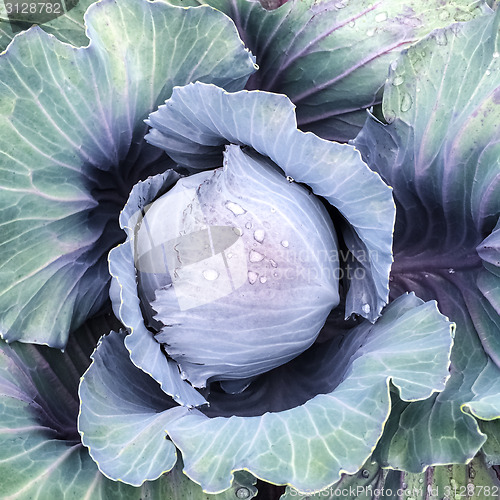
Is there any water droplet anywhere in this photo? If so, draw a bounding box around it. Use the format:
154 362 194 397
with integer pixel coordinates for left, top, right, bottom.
385 109 396 124
438 10 450 21
419 478 424 484
392 75 404 86
416 87 421 92
334 0 348 8
448 268 455 274
245 222 252 229
402 482 407 489
493 52 499 59
375 11 387 22
225 201 246 216
390 60 398 71
270 207 276 213
286 176 294 183
235 487 251 499
233 227 242 236
434 30 447 46
273 272 278 277
281 240 289 248
486 69 491 76
361 469 370 478
362 303 371 314
400 92 413 112
260 276 267 283
203 269 219 281
248 271 258 285
366 28 376 37
454 10 472 22
180 371 188 380
249 250 265 262
349 20 355 28
269 259 278 268
227 253 233 259
254 229 265 243
425 273 429 278
469 467 475 479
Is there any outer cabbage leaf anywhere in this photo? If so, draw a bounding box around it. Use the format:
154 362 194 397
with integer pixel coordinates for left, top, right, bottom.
78 330 182 486
354 10 500 471
0 0 256 348
167 0 490 142
145 82 395 322
0 312 258 499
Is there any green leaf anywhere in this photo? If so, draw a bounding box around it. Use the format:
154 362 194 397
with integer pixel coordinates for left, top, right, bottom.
0 0 257 348
78 330 184 486
167 0 491 141
0 312 259 498
354 10 500 471
163 293 453 494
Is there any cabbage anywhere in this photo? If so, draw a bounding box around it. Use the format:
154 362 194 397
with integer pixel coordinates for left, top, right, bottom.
0 0 497 498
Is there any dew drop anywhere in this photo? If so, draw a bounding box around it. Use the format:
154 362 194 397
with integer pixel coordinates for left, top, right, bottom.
260 276 268 284
366 28 376 37
225 201 246 216
203 269 219 281
454 10 472 22
269 259 278 268
392 75 404 86
438 9 450 21
247 271 258 285
375 11 387 22
361 469 370 478
286 176 295 183
334 0 348 8
419 478 424 484
493 52 499 59
227 253 233 259
486 69 491 76
390 60 398 71
235 487 251 499
180 371 188 380
362 303 371 314
249 250 265 262
385 110 396 124
245 222 252 229
270 207 276 213
400 93 413 112
448 268 455 274
349 20 355 28
273 272 278 277
402 482 407 489
254 229 265 243
281 240 289 248
434 30 447 46
233 227 242 236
